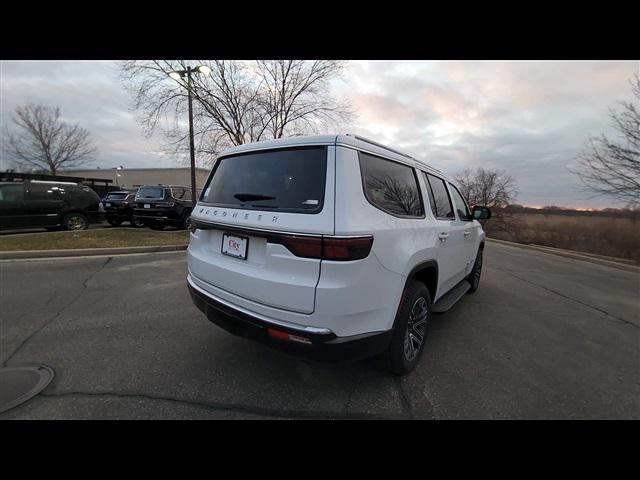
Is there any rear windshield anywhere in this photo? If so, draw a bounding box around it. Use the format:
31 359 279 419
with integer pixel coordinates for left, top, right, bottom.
136 187 165 199
105 192 128 200
201 146 327 214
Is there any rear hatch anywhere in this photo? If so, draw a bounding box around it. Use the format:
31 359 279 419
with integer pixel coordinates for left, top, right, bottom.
188 145 335 314
103 192 131 213
134 186 173 217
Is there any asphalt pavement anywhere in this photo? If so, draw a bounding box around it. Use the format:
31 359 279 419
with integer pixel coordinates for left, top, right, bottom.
0 242 638 419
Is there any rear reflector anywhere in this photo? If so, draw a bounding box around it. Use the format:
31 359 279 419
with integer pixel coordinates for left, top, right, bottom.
266 328 312 345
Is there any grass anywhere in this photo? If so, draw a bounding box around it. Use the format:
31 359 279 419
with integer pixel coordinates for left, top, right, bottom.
0 228 190 252
488 213 640 264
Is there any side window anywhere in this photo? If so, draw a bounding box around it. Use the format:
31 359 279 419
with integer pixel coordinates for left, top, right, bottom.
182 189 192 201
448 183 471 221
0 184 25 202
28 184 60 201
424 173 454 219
170 188 185 199
359 152 424 218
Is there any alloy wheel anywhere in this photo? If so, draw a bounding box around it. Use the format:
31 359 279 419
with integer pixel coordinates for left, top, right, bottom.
403 296 429 362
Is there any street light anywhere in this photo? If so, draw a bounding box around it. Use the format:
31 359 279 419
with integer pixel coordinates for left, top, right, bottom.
167 65 211 206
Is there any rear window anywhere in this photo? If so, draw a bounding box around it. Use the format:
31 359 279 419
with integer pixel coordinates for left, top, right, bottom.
201 146 327 214
137 187 165 199
106 192 128 200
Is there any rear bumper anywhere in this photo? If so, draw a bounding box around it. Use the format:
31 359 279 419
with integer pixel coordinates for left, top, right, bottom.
187 277 392 363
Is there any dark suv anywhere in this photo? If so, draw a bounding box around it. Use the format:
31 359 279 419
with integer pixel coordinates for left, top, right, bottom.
133 185 199 230
102 190 145 227
0 180 103 231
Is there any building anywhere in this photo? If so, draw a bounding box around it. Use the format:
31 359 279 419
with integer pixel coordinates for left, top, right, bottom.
62 167 211 190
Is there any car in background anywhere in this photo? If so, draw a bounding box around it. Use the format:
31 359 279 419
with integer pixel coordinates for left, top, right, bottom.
0 180 104 231
133 185 200 230
102 190 145 227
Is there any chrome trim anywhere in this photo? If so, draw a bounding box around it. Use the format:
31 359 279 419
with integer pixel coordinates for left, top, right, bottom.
190 218 323 237
190 217 373 241
187 274 333 335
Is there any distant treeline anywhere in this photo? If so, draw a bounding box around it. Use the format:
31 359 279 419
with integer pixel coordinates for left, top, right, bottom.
500 205 640 219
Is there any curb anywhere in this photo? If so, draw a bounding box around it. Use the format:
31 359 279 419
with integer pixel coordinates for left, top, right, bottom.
0 244 188 260
487 238 640 273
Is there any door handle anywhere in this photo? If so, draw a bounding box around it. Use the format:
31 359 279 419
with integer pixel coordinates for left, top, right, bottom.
438 232 449 241
464 230 471 236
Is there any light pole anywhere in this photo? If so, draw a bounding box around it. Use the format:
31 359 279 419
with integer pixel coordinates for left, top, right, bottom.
112 165 123 188
167 65 211 207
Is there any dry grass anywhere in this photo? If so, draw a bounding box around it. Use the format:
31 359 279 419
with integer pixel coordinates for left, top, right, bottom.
0 228 190 251
488 213 640 263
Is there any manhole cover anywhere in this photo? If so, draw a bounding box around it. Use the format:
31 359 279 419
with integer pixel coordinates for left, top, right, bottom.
0 365 54 414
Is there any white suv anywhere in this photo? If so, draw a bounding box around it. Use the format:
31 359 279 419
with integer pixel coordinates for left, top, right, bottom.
187 134 491 374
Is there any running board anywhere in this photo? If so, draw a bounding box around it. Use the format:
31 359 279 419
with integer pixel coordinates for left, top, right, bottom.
431 280 471 313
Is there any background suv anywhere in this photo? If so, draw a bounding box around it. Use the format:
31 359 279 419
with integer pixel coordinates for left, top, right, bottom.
0 180 103 231
102 190 144 227
133 185 199 230
186 135 490 374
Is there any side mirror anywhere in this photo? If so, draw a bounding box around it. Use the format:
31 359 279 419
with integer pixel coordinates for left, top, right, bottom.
472 205 491 220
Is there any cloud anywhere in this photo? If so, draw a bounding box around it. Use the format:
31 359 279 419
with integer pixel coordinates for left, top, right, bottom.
1 60 175 170
2 60 637 208
338 60 639 208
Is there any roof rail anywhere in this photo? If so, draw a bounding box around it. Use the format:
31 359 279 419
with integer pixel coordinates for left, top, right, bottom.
344 133 443 174
344 133 416 161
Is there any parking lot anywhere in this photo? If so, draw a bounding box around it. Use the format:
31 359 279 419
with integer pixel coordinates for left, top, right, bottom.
1 241 638 419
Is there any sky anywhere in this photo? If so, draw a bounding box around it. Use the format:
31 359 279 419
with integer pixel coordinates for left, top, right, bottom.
1 60 638 209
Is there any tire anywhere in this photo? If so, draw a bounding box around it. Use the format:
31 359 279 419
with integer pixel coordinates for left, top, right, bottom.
181 211 192 230
130 217 145 228
62 212 89 231
467 247 483 293
107 218 123 227
385 281 431 375
149 223 165 231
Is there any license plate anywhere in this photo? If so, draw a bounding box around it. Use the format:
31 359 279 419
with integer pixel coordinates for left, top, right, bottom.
221 233 248 260
144 204 151 209
105 202 111 207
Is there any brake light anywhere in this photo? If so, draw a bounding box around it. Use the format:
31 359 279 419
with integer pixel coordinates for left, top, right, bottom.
322 236 374 261
275 234 373 261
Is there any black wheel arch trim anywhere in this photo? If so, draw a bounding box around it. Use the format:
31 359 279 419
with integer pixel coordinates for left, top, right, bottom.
391 260 439 330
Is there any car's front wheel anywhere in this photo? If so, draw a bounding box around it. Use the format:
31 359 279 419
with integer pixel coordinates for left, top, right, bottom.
62 212 89 231
386 281 431 375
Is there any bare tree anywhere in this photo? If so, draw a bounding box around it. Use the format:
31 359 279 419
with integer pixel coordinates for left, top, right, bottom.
3 104 97 175
572 75 640 206
455 167 519 234
119 60 352 166
367 175 422 216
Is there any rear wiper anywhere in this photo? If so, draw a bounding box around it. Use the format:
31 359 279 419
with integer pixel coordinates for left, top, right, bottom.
233 193 276 202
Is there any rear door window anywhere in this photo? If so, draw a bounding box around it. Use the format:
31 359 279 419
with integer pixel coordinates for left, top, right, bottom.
424 173 454 219
201 146 327 214
359 152 424 218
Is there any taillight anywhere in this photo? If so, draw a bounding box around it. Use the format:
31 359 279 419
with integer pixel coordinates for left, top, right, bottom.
276 234 373 261
277 235 323 259
322 236 374 261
